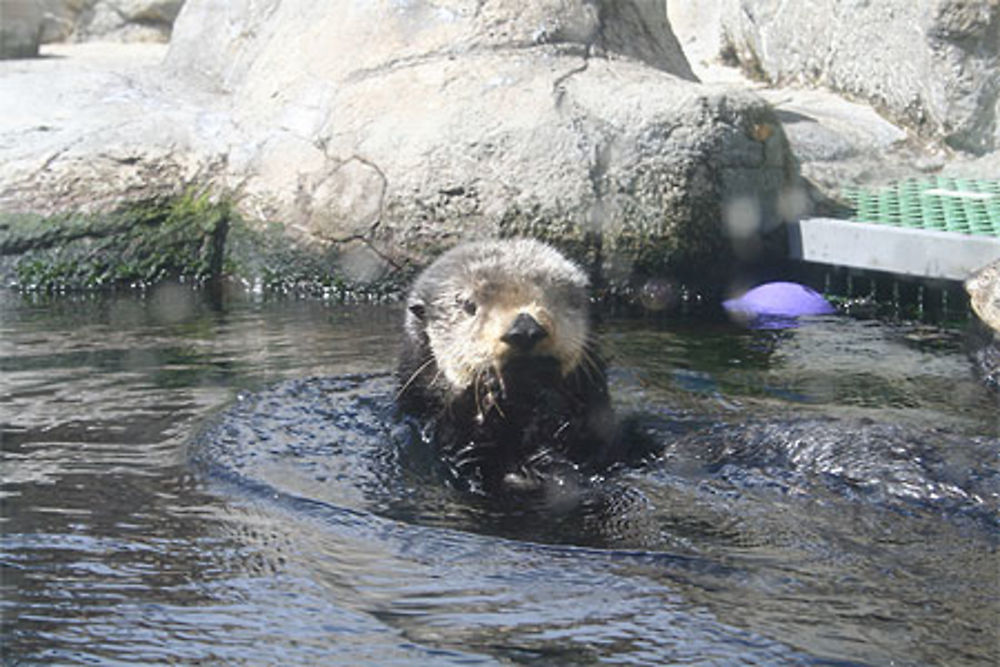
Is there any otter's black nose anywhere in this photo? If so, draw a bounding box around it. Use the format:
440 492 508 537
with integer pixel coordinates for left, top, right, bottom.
501 313 548 351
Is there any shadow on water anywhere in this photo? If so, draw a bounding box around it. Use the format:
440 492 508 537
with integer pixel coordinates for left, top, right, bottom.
2 285 998 665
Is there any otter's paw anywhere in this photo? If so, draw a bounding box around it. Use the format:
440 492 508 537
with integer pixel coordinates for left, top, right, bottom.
474 368 506 424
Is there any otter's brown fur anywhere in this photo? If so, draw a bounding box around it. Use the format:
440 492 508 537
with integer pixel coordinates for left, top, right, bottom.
397 239 616 492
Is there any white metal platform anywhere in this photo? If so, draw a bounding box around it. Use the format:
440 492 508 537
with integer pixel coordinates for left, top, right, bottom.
788 217 1000 281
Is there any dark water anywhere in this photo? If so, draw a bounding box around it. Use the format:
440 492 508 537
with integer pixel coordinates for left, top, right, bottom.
2 284 998 665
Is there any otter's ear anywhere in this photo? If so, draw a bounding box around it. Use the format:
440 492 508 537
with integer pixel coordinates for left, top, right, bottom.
408 301 427 321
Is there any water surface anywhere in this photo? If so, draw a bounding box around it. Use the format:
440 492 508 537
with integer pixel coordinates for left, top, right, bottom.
2 285 997 665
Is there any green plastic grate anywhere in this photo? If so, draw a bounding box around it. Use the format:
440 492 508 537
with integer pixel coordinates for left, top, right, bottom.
845 178 1000 238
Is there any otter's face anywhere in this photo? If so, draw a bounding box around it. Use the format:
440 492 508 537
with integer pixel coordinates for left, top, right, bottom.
406 240 592 400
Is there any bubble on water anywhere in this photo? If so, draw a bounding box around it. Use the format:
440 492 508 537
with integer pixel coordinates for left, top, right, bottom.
340 244 390 285
723 196 761 238
639 278 678 312
149 282 195 324
723 196 763 261
778 184 810 221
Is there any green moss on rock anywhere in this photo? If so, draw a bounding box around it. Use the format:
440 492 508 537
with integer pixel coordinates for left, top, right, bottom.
223 218 412 300
2 191 229 291
0 189 415 298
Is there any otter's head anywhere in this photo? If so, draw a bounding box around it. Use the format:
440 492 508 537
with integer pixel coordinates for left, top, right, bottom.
405 239 592 400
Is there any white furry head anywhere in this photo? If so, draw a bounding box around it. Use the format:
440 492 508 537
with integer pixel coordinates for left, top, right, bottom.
405 238 591 396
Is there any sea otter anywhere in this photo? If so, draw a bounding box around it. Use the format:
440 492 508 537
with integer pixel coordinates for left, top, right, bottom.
965 258 1000 391
397 238 617 493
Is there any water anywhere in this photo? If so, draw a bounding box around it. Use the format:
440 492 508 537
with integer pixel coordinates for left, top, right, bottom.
2 284 997 665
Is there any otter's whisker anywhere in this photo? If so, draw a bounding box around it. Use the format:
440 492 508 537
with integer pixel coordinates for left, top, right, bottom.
488 364 508 420
581 339 604 379
581 351 601 384
395 356 436 401
474 372 486 424
495 366 507 401
567 335 601 387
574 341 596 380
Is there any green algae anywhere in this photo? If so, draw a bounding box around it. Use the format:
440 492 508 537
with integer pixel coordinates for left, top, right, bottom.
2 191 229 291
0 191 412 299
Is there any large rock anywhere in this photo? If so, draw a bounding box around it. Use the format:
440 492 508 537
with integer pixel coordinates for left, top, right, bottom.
1 0 43 58
164 0 797 283
965 259 1000 391
715 0 1000 155
40 0 184 43
1 1 800 291
967 258 1000 334
0 42 218 216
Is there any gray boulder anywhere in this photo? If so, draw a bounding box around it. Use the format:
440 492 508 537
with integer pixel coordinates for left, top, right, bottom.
965 258 1000 391
165 0 797 280
41 0 184 44
1 0 43 58
1 1 801 291
967 258 1000 334
716 0 1000 155
0 42 212 215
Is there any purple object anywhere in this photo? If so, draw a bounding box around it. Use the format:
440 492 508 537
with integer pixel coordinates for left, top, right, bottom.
723 282 835 327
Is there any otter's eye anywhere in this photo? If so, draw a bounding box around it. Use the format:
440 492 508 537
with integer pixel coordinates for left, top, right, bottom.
408 302 426 320
461 299 477 316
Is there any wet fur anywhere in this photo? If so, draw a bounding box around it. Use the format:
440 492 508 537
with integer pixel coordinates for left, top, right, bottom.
397 239 617 493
